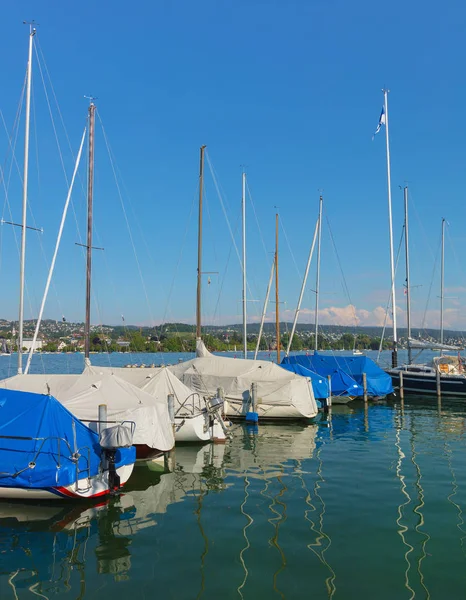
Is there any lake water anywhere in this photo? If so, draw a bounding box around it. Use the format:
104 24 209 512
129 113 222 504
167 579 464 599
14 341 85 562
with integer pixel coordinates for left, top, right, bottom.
1 351 466 598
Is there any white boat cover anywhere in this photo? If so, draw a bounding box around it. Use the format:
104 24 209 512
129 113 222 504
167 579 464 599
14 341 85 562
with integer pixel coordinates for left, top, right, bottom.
83 363 199 411
168 339 318 418
408 337 462 351
0 373 174 451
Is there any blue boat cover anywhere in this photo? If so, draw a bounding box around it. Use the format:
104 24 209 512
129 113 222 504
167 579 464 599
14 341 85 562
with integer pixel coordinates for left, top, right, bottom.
280 363 330 399
0 389 135 490
282 353 393 397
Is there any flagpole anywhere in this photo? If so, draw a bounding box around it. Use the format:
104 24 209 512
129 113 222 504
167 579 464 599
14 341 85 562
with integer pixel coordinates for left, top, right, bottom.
383 88 398 367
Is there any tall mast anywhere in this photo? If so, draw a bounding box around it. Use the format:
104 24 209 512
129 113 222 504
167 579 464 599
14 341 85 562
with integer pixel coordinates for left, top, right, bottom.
84 102 96 360
440 217 446 348
383 88 398 367
275 213 280 363
404 186 412 365
314 195 323 352
196 145 206 340
17 24 36 374
241 171 247 358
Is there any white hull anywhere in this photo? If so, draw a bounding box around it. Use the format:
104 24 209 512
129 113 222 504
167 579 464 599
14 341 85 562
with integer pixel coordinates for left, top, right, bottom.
0 463 134 500
330 395 356 405
223 399 311 419
175 412 227 443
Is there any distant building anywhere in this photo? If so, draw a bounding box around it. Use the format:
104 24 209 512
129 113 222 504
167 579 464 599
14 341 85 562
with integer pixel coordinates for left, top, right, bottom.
116 340 130 348
22 339 43 352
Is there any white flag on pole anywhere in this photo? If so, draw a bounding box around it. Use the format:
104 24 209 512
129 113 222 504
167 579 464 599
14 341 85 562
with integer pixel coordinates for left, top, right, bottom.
373 106 386 138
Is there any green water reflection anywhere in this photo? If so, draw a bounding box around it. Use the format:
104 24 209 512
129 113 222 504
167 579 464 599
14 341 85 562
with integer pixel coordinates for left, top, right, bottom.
1 399 466 598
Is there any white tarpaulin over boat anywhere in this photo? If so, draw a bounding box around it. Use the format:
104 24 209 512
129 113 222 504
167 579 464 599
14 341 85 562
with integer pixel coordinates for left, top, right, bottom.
408 337 462 351
0 373 174 451
168 339 318 418
83 364 198 410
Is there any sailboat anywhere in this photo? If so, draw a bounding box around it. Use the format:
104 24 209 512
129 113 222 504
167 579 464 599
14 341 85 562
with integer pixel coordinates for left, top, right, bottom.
169 147 318 420
1 96 174 458
0 30 135 499
387 190 466 396
281 195 392 401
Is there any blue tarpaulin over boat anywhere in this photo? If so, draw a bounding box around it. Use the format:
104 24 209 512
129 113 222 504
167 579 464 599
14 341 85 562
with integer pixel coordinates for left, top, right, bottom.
0 388 134 490
280 362 330 399
282 353 393 397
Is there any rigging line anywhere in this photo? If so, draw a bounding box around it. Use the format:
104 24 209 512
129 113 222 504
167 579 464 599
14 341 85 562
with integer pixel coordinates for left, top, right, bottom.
445 228 466 341
279 214 302 280
205 151 243 270
0 82 47 374
409 189 436 262
205 151 259 317
245 179 269 266
377 227 405 364
0 97 25 275
97 115 157 327
33 41 85 248
325 213 358 328
420 234 441 332
212 213 241 324
162 184 198 323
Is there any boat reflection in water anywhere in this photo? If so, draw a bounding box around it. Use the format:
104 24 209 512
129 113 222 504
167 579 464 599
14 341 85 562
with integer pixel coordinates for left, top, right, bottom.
0 443 227 597
0 425 324 598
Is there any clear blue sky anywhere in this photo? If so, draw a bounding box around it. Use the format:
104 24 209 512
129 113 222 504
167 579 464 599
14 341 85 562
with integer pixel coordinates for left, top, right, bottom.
1 0 465 331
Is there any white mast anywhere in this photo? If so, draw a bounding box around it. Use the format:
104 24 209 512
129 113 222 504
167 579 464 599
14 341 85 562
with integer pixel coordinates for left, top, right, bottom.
440 217 446 348
254 259 275 360
18 24 36 374
242 171 247 359
404 186 412 365
314 195 323 352
286 217 319 356
383 88 398 367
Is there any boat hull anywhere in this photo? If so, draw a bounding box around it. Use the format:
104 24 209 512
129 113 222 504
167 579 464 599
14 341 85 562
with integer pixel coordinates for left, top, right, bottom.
174 412 228 443
388 370 466 397
0 463 134 500
223 399 313 420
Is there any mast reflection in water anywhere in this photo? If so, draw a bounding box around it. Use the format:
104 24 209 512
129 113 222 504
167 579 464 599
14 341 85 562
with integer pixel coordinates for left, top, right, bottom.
2 403 466 598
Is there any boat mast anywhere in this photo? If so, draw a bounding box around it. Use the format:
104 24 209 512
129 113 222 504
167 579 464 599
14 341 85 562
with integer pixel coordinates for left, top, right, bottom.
84 102 96 360
404 186 412 365
314 195 323 352
383 89 398 368
275 213 280 362
440 217 446 348
196 145 206 341
242 171 247 358
17 24 36 374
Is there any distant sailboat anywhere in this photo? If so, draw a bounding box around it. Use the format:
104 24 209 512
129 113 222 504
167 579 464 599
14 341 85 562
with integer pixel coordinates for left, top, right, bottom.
170 147 318 421
387 193 466 396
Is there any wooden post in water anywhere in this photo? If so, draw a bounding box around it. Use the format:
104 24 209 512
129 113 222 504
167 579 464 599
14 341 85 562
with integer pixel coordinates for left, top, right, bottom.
324 374 332 412
166 393 176 472
250 382 256 412
399 371 404 400
436 369 441 399
363 372 368 403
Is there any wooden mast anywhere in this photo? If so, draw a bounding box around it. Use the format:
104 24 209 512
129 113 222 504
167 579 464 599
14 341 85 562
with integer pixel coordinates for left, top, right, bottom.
275 213 280 362
84 102 96 360
196 145 206 340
